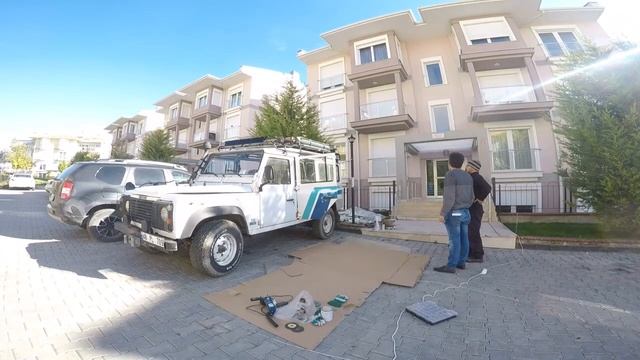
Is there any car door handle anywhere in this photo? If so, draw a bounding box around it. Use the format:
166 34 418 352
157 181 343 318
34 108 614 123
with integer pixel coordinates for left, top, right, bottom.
286 199 295 202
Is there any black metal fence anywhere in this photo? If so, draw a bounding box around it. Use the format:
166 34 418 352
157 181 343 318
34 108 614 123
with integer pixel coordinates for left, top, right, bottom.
338 181 397 213
492 178 590 214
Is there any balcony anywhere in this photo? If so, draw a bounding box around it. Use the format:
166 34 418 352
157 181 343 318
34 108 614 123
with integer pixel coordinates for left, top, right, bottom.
123 132 136 142
491 148 541 172
190 132 218 149
370 158 396 178
192 104 222 119
165 115 190 130
351 99 415 134
318 74 346 92
319 113 347 132
471 85 553 122
349 57 407 83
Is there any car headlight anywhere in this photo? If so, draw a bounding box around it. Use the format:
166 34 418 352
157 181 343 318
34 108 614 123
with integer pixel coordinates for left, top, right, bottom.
160 207 169 222
124 200 130 212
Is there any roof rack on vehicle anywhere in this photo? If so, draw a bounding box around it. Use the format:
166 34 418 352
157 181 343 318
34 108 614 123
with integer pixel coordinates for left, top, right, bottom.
219 137 334 154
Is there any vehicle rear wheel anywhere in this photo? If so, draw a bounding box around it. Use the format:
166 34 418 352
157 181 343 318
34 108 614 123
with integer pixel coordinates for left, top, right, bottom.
312 207 336 240
189 220 244 277
87 208 124 243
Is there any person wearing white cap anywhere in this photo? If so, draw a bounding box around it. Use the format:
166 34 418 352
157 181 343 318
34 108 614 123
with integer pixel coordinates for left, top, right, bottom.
465 159 492 262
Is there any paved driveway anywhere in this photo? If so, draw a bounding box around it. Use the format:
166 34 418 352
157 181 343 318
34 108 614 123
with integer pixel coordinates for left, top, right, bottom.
1 189 639 360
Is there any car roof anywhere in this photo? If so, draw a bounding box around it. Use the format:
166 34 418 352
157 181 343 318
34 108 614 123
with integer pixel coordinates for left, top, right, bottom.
75 159 188 171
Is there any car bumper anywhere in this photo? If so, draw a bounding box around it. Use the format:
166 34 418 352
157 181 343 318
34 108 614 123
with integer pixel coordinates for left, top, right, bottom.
115 222 178 252
47 203 84 226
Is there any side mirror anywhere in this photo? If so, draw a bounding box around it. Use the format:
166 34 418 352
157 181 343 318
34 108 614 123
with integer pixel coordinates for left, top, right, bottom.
259 166 275 191
125 182 136 191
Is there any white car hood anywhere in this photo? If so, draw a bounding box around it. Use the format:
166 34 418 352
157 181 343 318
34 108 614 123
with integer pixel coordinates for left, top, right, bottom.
128 183 253 198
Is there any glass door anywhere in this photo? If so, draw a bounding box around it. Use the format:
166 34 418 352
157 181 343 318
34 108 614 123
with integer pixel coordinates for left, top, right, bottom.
426 160 448 198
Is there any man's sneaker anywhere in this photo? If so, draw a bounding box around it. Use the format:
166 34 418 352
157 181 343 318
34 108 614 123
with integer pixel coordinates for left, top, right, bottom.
434 265 456 273
467 257 483 263
456 264 466 270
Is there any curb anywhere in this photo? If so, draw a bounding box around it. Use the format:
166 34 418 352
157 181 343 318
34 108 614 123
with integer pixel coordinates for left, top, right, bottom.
519 236 640 250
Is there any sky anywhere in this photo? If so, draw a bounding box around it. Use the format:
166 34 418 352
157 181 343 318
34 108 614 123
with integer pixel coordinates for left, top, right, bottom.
0 0 637 144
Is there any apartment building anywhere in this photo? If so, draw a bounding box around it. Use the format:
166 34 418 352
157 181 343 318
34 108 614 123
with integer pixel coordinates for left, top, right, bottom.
105 109 164 158
11 134 109 175
154 66 301 165
298 0 610 213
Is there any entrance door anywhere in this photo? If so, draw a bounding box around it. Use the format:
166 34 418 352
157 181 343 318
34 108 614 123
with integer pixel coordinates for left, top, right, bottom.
260 157 297 227
426 160 448 198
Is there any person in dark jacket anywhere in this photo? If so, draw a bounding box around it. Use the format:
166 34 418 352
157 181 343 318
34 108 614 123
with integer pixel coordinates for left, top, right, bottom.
465 160 492 262
434 152 474 274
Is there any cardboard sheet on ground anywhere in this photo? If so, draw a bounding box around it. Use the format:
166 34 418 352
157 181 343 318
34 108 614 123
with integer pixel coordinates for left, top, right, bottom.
204 239 429 349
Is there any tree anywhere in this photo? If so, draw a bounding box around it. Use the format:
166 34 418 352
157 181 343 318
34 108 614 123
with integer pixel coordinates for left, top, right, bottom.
8 144 32 170
251 80 326 142
110 147 134 160
71 151 99 163
139 130 175 163
555 43 640 234
58 161 70 172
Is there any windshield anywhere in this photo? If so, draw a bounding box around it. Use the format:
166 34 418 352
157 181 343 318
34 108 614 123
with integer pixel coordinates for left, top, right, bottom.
201 151 263 177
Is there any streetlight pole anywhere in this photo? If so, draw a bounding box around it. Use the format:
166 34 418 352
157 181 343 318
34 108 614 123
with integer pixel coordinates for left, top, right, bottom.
348 134 355 224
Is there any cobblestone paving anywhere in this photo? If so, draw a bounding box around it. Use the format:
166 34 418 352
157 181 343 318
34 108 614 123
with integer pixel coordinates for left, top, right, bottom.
1 189 639 360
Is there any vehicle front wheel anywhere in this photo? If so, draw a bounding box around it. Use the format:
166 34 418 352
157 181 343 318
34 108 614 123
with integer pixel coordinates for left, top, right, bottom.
312 208 336 240
189 220 244 277
87 208 124 243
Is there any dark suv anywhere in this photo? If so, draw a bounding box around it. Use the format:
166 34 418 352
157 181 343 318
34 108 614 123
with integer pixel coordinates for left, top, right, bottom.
47 160 190 242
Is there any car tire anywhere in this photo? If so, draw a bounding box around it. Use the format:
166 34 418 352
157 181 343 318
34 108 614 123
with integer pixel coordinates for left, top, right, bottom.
312 207 337 240
87 208 124 243
189 220 243 277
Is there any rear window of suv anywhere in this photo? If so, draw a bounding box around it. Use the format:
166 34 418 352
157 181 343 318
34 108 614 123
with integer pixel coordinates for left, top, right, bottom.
95 166 126 185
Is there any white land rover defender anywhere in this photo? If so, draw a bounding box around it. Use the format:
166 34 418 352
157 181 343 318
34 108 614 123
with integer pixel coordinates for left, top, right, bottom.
116 137 342 277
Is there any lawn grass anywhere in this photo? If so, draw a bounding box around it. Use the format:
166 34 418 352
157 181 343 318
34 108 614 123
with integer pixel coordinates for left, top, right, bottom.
504 222 608 239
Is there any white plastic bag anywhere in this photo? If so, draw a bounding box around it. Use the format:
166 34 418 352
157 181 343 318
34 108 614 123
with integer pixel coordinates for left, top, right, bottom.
274 290 317 323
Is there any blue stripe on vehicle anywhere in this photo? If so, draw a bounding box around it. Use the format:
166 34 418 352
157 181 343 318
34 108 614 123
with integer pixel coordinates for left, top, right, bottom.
302 186 342 220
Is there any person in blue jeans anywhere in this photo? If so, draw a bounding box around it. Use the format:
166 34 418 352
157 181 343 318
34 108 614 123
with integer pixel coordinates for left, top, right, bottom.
434 152 474 274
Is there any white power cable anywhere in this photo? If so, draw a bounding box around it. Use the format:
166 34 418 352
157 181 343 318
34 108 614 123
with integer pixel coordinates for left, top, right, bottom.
391 214 526 360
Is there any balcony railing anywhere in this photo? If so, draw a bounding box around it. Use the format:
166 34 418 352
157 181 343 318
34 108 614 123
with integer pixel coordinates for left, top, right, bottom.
360 99 398 120
481 85 535 105
491 148 540 171
319 113 347 131
193 131 207 142
370 157 396 178
318 74 345 91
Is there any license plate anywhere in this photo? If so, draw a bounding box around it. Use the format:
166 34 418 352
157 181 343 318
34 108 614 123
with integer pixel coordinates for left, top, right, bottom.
140 232 164 247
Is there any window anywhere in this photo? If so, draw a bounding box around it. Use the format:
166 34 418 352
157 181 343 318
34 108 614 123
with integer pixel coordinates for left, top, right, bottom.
355 36 389 65
224 114 241 139
370 137 396 178
319 60 345 90
536 30 582 57
428 100 454 134
170 106 178 120
461 17 515 45
490 128 535 171
133 168 166 186
319 97 347 131
196 90 208 109
95 166 126 185
263 158 291 185
202 152 263 176
172 170 190 183
300 157 331 183
228 91 242 108
421 57 446 86
180 102 191 117
212 89 223 106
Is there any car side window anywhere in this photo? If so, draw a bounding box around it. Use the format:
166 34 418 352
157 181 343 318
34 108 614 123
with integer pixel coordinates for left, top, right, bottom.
262 158 291 185
171 170 190 183
133 168 166 186
95 166 126 185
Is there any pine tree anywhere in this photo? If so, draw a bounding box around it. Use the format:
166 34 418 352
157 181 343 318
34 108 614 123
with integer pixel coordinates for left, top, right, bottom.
555 43 640 235
8 144 32 170
251 80 327 142
139 130 175 163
